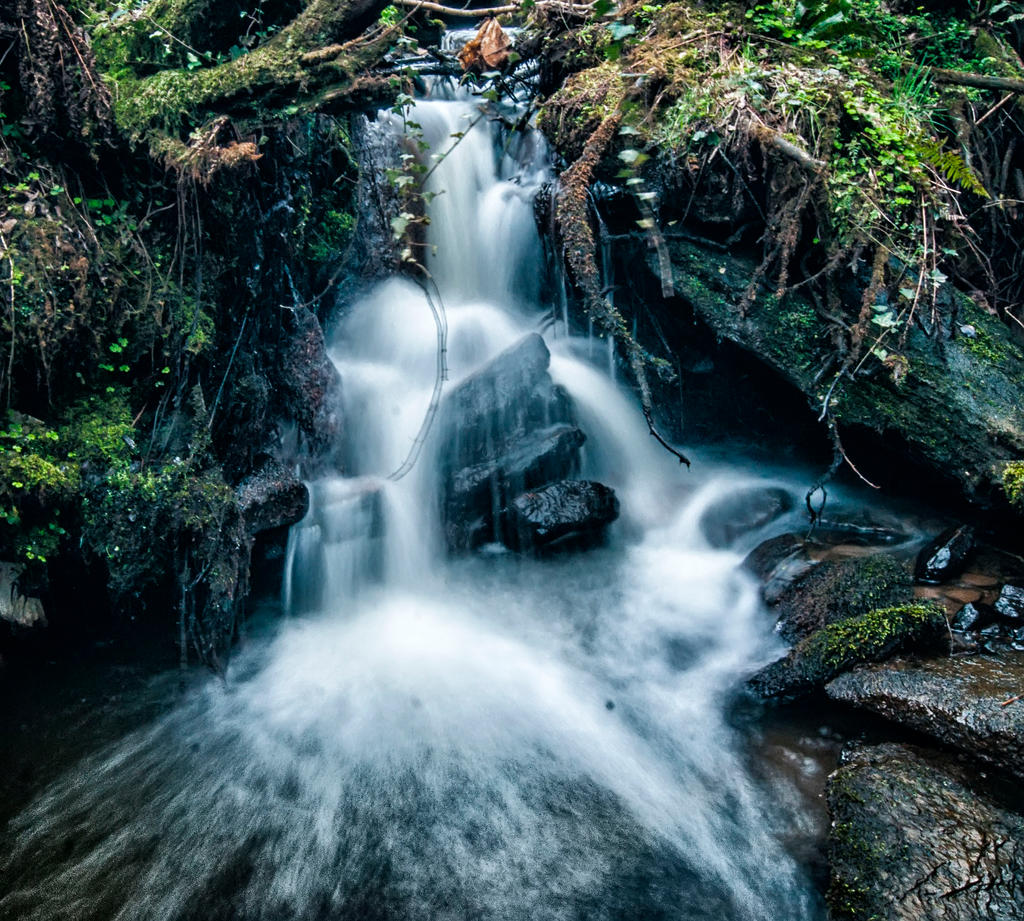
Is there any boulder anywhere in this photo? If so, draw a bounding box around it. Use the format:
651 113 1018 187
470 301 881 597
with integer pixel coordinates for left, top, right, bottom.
698 485 793 549
914 524 975 585
950 601 997 634
507 480 619 549
438 334 583 551
438 333 573 470
236 457 309 538
826 652 1024 782
827 743 1024 921
660 239 1024 508
748 602 947 700
444 424 585 551
769 553 914 643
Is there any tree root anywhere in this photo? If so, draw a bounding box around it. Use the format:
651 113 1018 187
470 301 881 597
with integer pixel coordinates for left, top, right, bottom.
555 113 690 467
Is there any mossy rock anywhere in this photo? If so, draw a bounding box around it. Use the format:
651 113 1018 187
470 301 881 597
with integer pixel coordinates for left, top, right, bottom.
660 240 1024 507
748 601 947 700
827 743 1024 921
770 553 913 643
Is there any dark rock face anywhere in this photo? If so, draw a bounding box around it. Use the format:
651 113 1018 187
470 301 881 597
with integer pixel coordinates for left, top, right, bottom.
914 524 975 585
277 306 343 460
827 743 1024 921
439 333 572 470
445 425 584 550
826 652 1024 782
769 553 914 644
508 480 619 549
438 334 583 551
661 238 1024 507
995 585 1024 624
236 457 309 538
698 486 793 549
748 602 946 700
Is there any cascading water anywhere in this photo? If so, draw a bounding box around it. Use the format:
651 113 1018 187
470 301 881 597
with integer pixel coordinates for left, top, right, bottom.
0 83 833 921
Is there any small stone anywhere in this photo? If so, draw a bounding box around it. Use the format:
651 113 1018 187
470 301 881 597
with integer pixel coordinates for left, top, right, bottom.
995 585 1024 624
950 601 996 633
959 323 978 338
914 524 975 584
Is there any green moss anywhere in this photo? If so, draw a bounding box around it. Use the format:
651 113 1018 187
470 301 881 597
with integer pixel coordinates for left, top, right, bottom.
808 602 946 674
1003 461 1024 509
751 601 947 698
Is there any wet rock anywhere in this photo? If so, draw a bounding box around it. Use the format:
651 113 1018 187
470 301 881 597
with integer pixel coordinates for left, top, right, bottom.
950 601 996 633
770 553 913 644
660 238 1024 508
698 486 794 549
810 520 910 546
507 480 619 549
827 743 1024 921
439 333 573 470
743 533 818 605
439 334 583 552
444 424 585 551
278 306 343 458
995 584 1024 624
0 562 45 629
826 652 1024 781
914 524 975 585
748 602 946 700
236 457 310 538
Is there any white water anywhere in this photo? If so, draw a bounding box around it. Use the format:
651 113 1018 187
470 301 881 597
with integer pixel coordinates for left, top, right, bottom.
0 89 825 921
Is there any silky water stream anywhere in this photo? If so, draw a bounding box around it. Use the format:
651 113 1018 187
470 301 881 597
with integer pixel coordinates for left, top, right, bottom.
0 88 855 921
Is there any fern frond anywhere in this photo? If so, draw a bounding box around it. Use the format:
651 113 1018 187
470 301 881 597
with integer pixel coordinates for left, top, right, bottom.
919 139 990 198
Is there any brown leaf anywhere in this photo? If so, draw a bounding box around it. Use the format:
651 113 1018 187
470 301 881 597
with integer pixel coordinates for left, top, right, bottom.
457 18 510 72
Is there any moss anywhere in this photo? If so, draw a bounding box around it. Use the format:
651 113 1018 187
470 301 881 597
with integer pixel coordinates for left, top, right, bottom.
809 602 946 673
1003 461 1024 509
750 601 947 698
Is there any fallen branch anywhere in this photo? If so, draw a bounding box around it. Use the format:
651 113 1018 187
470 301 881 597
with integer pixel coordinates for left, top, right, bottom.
926 67 1024 95
1001 694 1022 708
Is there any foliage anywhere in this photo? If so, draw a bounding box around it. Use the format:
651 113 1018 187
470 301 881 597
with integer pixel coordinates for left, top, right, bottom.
1003 462 1024 509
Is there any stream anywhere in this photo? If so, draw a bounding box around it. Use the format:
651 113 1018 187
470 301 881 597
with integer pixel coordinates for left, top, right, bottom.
0 83 913 921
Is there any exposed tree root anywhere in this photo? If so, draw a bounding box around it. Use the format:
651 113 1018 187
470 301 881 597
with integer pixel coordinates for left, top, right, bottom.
556 113 690 467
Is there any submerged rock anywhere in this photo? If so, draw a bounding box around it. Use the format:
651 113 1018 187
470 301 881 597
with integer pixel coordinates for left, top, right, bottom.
914 524 975 585
698 485 793 549
827 743 1024 921
508 480 619 549
743 533 818 605
826 652 1024 781
748 602 946 700
236 457 309 538
769 553 913 644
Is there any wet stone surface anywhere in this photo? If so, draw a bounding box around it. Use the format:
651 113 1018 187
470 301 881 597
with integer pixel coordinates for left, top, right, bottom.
827 742 1024 921
826 652 1024 781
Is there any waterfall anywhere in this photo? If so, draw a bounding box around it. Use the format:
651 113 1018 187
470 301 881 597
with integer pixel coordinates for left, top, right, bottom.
0 84 826 921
